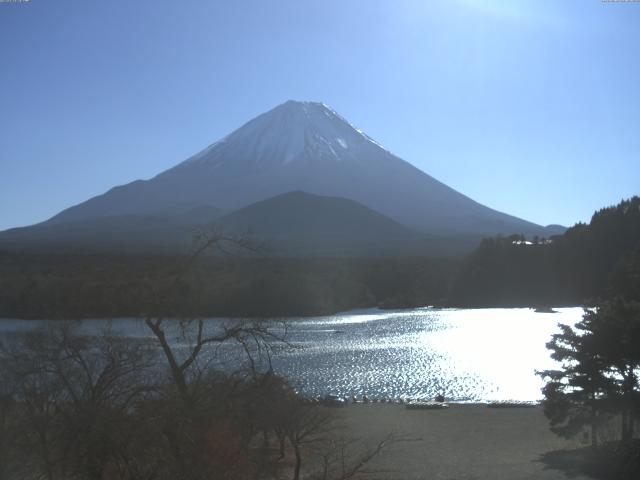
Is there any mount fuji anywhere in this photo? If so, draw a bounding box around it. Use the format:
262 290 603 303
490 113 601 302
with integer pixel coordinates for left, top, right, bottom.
0 100 563 254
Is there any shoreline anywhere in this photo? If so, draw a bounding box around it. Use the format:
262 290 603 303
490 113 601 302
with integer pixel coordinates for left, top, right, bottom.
0 303 583 322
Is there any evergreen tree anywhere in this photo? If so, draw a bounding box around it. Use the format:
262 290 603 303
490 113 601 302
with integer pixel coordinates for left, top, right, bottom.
539 300 640 446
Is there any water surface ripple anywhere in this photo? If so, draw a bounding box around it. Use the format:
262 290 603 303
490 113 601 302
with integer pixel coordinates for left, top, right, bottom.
263 307 583 402
0 307 583 402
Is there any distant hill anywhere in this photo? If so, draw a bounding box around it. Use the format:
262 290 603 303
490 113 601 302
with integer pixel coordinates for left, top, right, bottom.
217 191 422 256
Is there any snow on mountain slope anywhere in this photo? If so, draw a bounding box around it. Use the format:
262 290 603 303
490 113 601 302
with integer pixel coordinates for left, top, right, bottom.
42 100 550 237
179 100 382 168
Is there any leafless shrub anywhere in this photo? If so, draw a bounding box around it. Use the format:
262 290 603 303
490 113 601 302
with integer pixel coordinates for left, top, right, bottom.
0 231 392 480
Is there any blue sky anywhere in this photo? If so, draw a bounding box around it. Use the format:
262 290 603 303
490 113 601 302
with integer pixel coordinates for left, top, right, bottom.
1 0 638 230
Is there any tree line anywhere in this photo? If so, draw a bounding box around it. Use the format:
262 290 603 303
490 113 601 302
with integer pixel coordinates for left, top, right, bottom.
451 196 640 307
0 252 456 320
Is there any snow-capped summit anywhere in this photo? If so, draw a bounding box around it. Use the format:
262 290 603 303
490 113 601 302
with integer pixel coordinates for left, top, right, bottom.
39 100 554 238
177 100 389 170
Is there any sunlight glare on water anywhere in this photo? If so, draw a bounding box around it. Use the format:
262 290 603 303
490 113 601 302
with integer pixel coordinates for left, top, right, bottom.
0 307 584 402
272 307 584 402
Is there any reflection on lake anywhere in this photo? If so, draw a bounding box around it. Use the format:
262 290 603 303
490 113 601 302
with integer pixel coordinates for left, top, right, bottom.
0 307 583 402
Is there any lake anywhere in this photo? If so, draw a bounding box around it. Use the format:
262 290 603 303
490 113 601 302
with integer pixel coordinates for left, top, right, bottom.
0 307 583 402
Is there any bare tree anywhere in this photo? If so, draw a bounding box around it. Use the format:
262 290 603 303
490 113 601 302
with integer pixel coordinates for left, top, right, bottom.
137 229 293 479
281 399 395 480
0 354 16 480
143 228 278 397
313 434 394 480
0 229 394 480
0 323 156 480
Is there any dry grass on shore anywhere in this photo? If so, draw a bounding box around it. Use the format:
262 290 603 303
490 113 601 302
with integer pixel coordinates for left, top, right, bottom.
336 403 592 480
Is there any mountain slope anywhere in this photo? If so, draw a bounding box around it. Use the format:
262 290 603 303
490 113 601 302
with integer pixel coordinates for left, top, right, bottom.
0 192 429 256
218 191 423 255
0 206 224 253
41 100 556 238
0 215 192 252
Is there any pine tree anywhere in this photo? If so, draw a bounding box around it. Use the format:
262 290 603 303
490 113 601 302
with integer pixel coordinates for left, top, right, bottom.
539 300 640 446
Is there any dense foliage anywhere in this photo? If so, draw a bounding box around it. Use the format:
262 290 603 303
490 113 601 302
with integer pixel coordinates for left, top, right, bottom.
0 254 457 319
452 197 640 306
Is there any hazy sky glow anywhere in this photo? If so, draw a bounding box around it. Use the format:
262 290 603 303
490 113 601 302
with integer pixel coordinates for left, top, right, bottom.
1 0 639 230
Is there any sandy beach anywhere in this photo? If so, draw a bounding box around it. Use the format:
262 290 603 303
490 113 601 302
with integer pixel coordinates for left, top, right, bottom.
337 403 591 480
